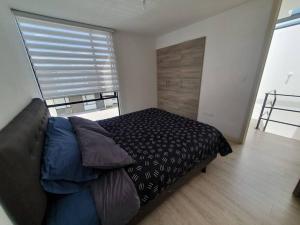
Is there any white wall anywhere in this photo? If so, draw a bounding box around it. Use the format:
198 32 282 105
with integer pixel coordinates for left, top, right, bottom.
0 4 42 131
114 32 157 114
156 0 277 142
252 24 300 140
254 25 300 106
0 2 40 223
278 0 300 19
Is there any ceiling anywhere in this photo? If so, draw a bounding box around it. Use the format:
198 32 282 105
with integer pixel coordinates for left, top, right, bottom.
7 0 251 35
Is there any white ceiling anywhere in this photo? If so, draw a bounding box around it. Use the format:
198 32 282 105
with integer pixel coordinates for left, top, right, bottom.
7 0 251 35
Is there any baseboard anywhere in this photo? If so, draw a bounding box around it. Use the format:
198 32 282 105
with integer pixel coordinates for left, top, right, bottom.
224 135 243 145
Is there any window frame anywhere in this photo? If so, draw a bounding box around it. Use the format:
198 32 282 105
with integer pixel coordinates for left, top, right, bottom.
276 13 300 30
82 94 97 111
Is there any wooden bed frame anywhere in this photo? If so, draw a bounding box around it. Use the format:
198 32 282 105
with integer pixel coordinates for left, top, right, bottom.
0 99 216 225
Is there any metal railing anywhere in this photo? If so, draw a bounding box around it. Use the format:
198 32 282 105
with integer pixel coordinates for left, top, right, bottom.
256 90 300 131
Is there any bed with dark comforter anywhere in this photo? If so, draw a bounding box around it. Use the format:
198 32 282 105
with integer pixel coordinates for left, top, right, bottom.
0 99 232 225
98 108 232 206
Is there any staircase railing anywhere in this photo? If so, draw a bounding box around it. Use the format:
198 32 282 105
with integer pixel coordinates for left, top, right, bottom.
256 90 300 131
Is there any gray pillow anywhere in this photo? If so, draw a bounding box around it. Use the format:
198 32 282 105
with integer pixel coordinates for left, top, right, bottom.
91 169 140 225
73 126 135 169
69 116 111 137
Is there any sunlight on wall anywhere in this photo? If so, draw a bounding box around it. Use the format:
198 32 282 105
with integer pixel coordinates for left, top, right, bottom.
253 24 300 140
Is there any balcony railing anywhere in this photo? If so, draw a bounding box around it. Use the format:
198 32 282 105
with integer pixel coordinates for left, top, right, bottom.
256 90 300 131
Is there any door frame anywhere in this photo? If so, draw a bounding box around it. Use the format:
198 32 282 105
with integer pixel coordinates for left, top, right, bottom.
240 0 282 143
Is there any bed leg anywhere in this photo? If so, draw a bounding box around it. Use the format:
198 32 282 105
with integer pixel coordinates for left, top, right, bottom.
201 167 207 173
293 179 300 197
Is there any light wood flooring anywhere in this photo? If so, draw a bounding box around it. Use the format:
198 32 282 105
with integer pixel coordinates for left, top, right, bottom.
138 127 300 225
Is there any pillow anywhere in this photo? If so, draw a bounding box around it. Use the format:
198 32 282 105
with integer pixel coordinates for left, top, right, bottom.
74 127 135 169
47 116 72 131
46 189 100 225
41 180 89 195
69 116 111 137
41 117 98 194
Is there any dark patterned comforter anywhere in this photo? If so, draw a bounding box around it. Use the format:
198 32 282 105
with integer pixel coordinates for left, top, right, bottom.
98 108 232 205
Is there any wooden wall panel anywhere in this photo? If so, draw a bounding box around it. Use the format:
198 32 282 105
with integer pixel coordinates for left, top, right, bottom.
157 37 206 120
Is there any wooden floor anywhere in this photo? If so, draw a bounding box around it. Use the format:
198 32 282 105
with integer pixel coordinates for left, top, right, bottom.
138 128 300 225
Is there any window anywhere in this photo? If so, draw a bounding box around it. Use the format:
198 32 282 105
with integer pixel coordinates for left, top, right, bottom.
13 10 119 119
46 97 71 109
82 94 97 111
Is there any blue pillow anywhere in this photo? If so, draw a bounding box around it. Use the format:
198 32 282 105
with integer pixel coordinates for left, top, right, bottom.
41 117 98 194
47 189 100 225
48 116 73 131
41 180 88 195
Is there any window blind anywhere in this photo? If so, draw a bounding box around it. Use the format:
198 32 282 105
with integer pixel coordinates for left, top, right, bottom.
15 12 119 100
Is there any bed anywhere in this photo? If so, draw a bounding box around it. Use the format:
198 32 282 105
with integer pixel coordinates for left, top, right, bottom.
0 99 232 225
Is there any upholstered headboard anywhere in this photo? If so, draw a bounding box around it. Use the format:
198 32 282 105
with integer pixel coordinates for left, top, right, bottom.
0 98 49 225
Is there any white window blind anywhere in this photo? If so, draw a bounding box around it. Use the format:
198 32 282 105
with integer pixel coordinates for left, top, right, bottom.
14 11 119 100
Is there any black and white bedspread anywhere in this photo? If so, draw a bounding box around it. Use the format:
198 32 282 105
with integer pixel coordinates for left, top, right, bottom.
98 108 232 205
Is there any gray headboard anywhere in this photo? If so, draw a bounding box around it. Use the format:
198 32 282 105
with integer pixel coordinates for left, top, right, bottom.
0 98 49 225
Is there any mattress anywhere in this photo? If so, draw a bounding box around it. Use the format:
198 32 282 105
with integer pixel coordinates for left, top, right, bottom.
98 108 232 205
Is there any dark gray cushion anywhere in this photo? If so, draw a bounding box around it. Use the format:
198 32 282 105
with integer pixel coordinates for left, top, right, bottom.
75 127 135 169
0 98 48 225
69 116 111 137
